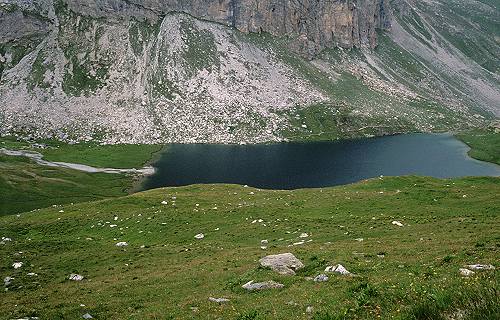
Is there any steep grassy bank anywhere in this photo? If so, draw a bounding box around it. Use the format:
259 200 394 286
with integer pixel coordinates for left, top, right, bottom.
1 176 498 319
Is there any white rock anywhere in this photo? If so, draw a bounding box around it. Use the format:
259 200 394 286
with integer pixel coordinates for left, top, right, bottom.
314 274 329 282
194 233 204 240
299 233 309 238
259 253 304 275
392 221 404 227
82 313 93 319
459 268 474 277
12 262 23 269
261 239 268 244
161 201 168 205
27 273 37 276
325 264 351 275
208 297 230 303
4 276 13 286
306 306 314 313
467 264 495 271
69 273 84 281
115 242 128 247
242 280 284 291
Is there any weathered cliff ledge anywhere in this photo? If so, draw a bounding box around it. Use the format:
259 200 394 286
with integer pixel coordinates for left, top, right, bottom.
16 0 391 58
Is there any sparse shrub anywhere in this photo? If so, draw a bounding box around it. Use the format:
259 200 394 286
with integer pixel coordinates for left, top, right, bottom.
236 310 259 320
442 255 454 263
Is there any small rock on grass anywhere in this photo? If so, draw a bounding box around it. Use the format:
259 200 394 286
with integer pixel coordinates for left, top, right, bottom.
4 276 13 286
392 221 404 227
467 264 495 271
314 274 329 282
115 242 128 247
306 306 314 313
12 262 23 269
69 274 84 281
242 280 284 291
459 268 474 277
208 297 230 303
82 313 93 319
259 253 304 275
194 233 204 240
325 264 351 275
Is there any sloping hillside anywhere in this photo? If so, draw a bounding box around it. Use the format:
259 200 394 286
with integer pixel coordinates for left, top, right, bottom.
0 176 499 319
0 0 498 144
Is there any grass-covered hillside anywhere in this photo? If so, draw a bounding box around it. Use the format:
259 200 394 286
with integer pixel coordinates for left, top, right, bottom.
456 129 500 165
1 176 499 319
0 137 162 215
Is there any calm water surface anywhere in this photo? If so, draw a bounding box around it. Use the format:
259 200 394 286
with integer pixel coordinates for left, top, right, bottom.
141 134 500 190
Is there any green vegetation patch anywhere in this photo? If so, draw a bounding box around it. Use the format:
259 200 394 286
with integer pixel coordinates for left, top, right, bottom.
27 48 54 89
456 129 500 165
179 18 220 77
0 138 163 214
55 0 110 96
0 176 498 319
1 136 163 169
40 143 163 169
0 154 131 215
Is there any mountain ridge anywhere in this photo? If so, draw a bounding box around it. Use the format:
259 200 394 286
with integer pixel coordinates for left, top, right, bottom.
0 0 498 144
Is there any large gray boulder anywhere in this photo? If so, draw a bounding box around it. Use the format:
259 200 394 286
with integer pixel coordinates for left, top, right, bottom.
259 253 304 275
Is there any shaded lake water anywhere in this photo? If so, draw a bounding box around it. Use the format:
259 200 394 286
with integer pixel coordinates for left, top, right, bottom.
141 133 500 190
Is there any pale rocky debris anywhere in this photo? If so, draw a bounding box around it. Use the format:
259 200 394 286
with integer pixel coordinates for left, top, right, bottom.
12 262 23 269
242 280 284 291
259 253 304 275
194 233 205 239
115 241 128 247
82 314 93 319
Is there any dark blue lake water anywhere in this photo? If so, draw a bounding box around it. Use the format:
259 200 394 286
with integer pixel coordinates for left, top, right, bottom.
141 133 500 190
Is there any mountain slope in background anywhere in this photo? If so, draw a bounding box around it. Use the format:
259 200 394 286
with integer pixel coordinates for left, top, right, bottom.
0 0 498 144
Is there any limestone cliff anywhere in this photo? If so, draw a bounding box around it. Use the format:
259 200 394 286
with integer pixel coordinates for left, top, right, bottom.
16 0 392 58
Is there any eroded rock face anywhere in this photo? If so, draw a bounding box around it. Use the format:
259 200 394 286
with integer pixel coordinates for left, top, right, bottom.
64 0 392 57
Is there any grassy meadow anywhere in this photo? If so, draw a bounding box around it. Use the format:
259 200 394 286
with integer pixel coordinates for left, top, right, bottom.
0 176 499 319
456 129 500 165
0 137 162 215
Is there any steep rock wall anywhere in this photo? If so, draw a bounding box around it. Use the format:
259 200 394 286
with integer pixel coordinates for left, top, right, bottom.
64 0 392 57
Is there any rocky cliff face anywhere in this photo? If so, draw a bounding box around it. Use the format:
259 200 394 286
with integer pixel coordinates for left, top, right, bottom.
53 0 392 57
